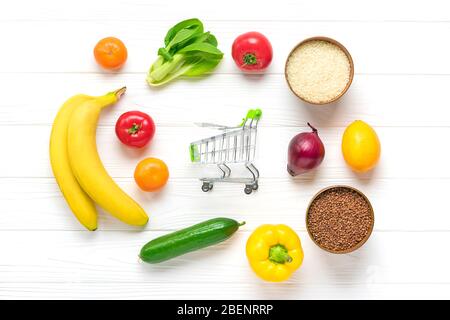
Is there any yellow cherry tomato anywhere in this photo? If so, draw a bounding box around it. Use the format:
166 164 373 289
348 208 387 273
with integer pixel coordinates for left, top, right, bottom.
134 158 169 192
246 224 304 282
342 120 381 173
94 37 128 70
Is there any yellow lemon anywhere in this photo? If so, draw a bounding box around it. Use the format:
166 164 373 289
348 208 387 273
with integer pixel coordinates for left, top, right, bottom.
342 120 381 172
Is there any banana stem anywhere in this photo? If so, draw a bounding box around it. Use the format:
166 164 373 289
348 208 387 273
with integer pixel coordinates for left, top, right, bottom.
114 87 127 100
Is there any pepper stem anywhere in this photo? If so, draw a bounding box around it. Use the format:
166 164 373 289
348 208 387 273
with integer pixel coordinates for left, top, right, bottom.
128 123 141 135
269 244 293 264
307 122 318 133
243 53 257 65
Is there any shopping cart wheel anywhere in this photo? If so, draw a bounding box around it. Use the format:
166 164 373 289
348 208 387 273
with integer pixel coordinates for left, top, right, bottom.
252 182 259 191
244 185 253 195
202 183 213 192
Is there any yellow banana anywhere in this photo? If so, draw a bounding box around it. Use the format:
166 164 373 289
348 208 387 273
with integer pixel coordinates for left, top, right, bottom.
50 94 98 231
67 87 149 226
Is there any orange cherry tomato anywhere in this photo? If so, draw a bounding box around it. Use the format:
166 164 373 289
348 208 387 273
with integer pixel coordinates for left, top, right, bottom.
93 37 128 70
134 158 169 192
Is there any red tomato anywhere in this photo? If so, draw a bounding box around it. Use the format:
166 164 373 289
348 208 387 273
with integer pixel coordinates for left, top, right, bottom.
115 111 155 148
232 32 273 72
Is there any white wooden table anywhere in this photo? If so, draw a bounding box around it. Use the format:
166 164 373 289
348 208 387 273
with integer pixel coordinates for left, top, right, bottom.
1 0 449 299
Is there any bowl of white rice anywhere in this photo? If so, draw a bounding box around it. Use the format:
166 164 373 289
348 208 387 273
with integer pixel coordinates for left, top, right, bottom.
285 37 354 105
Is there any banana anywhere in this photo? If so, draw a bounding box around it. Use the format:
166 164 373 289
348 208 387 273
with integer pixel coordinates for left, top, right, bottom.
67 87 149 226
50 94 98 231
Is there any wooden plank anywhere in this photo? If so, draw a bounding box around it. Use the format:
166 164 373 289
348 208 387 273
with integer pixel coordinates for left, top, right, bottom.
2 0 449 22
2 73 450 127
0 125 447 179
0 21 449 74
2 282 449 299
0 177 447 231
0 230 448 297
1 0 449 300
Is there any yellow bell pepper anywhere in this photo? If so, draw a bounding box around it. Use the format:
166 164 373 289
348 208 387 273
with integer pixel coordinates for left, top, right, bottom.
246 224 304 282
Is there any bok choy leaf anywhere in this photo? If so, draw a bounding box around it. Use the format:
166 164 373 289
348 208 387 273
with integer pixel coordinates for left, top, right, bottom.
146 18 223 87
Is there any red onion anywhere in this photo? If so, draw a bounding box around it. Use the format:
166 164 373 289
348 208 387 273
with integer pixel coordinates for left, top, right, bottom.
287 123 325 176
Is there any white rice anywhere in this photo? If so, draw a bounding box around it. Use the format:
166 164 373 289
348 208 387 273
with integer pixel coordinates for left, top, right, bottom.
286 40 351 104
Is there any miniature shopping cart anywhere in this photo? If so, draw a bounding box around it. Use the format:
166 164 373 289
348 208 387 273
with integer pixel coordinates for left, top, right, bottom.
189 109 262 194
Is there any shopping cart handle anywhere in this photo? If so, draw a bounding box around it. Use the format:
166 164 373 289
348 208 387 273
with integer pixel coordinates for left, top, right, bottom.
251 109 263 120
239 108 262 126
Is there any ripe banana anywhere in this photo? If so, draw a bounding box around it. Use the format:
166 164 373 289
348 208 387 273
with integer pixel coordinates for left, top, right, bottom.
50 94 98 231
67 87 149 226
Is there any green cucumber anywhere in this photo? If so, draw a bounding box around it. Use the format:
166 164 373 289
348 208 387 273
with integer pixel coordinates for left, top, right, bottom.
139 217 245 263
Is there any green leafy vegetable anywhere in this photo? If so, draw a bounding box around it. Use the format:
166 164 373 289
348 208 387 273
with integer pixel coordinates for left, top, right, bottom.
146 18 224 87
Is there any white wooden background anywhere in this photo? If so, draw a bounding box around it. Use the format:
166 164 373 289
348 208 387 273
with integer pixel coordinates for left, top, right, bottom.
1 0 449 299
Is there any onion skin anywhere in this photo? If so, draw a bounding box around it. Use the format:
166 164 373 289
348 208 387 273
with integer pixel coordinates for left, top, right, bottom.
287 123 325 176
